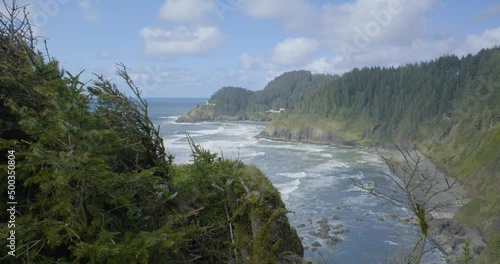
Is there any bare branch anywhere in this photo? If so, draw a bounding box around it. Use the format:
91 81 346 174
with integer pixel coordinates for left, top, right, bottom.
352 144 465 263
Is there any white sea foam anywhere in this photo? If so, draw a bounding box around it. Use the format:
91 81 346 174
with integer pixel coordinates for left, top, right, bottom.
163 138 180 145
188 126 225 137
156 110 420 260
241 152 266 158
276 179 301 201
309 160 350 176
278 172 307 179
384 240 399 246
219 123 264 137
341 195 377 207
259 142 325 153
202 138 258 153
357 153 382 164
160 116 180 124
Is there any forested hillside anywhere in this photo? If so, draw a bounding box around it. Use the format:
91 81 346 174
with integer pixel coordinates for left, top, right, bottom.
0 7 303 263
177 71 335 122
246 70 335 113
259 47 500 263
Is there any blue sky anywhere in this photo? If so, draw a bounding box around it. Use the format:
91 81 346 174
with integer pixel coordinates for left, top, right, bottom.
5 0 500 97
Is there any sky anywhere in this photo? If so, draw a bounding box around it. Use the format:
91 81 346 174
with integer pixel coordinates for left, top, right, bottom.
3 0 500 97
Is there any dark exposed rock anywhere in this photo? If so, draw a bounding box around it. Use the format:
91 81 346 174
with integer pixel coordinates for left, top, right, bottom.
311 241 322 247
450 237 466 248
332 224 349 235
326 235 343 246
492 217 500 233
256 121 355 147
317 218 328 224
473 244 485 255
428 218 447 233
449 222 465 236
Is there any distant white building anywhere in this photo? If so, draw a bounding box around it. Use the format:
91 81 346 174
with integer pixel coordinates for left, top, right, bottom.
267 108 286 113
205 100 216 106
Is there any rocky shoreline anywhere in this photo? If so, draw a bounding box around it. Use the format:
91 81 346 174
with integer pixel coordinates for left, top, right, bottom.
174 114 486 262
258 128 485 263
375 148 486 263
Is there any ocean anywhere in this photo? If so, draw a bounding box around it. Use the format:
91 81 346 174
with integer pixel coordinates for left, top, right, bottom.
146 98 444 263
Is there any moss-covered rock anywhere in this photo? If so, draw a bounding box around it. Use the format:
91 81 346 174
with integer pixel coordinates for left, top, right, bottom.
176 104 216 122
256 116 367 147
172 141 304 263
475 233 500 264
224 165 304 263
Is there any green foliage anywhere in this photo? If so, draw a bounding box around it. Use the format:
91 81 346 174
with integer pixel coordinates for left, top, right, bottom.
266 47 500 262
172 138 303 263
462 239 473 264
246 70 335 112
475 233 500 264
0 35 186 261
192 71 336 121
211 86 254 117
0 7 302 263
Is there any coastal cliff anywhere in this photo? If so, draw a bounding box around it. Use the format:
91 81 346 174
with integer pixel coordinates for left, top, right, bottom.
176 71 336 123
255 117 358 147
178 47 500 262
0 19 304 263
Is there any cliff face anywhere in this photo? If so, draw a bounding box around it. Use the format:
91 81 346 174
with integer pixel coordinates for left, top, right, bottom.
176 104 216 122
172 142 305 263
175 48 500 262
0 26 304 262
257 122 348 146
255 116 368 148
177 71 336 123
226 165 304 263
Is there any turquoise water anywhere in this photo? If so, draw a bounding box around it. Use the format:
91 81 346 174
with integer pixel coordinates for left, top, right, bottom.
146 98 443 263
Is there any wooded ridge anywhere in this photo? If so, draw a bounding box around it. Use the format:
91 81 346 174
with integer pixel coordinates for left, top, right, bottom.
182 47 500 263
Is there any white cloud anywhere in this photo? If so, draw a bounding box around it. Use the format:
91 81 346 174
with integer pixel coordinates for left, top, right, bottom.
346 38 455 68
240 0 476 75
242 0 315 30
77 0 100 22
319 0 436 50
457 27 500 56
140 25 223 56
159 0 215 22
271 38 319 66
304 56 343 74
242 0 311 18
264 70 289 85
239 1 500 86
240 53 261 70
242 0 437 55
